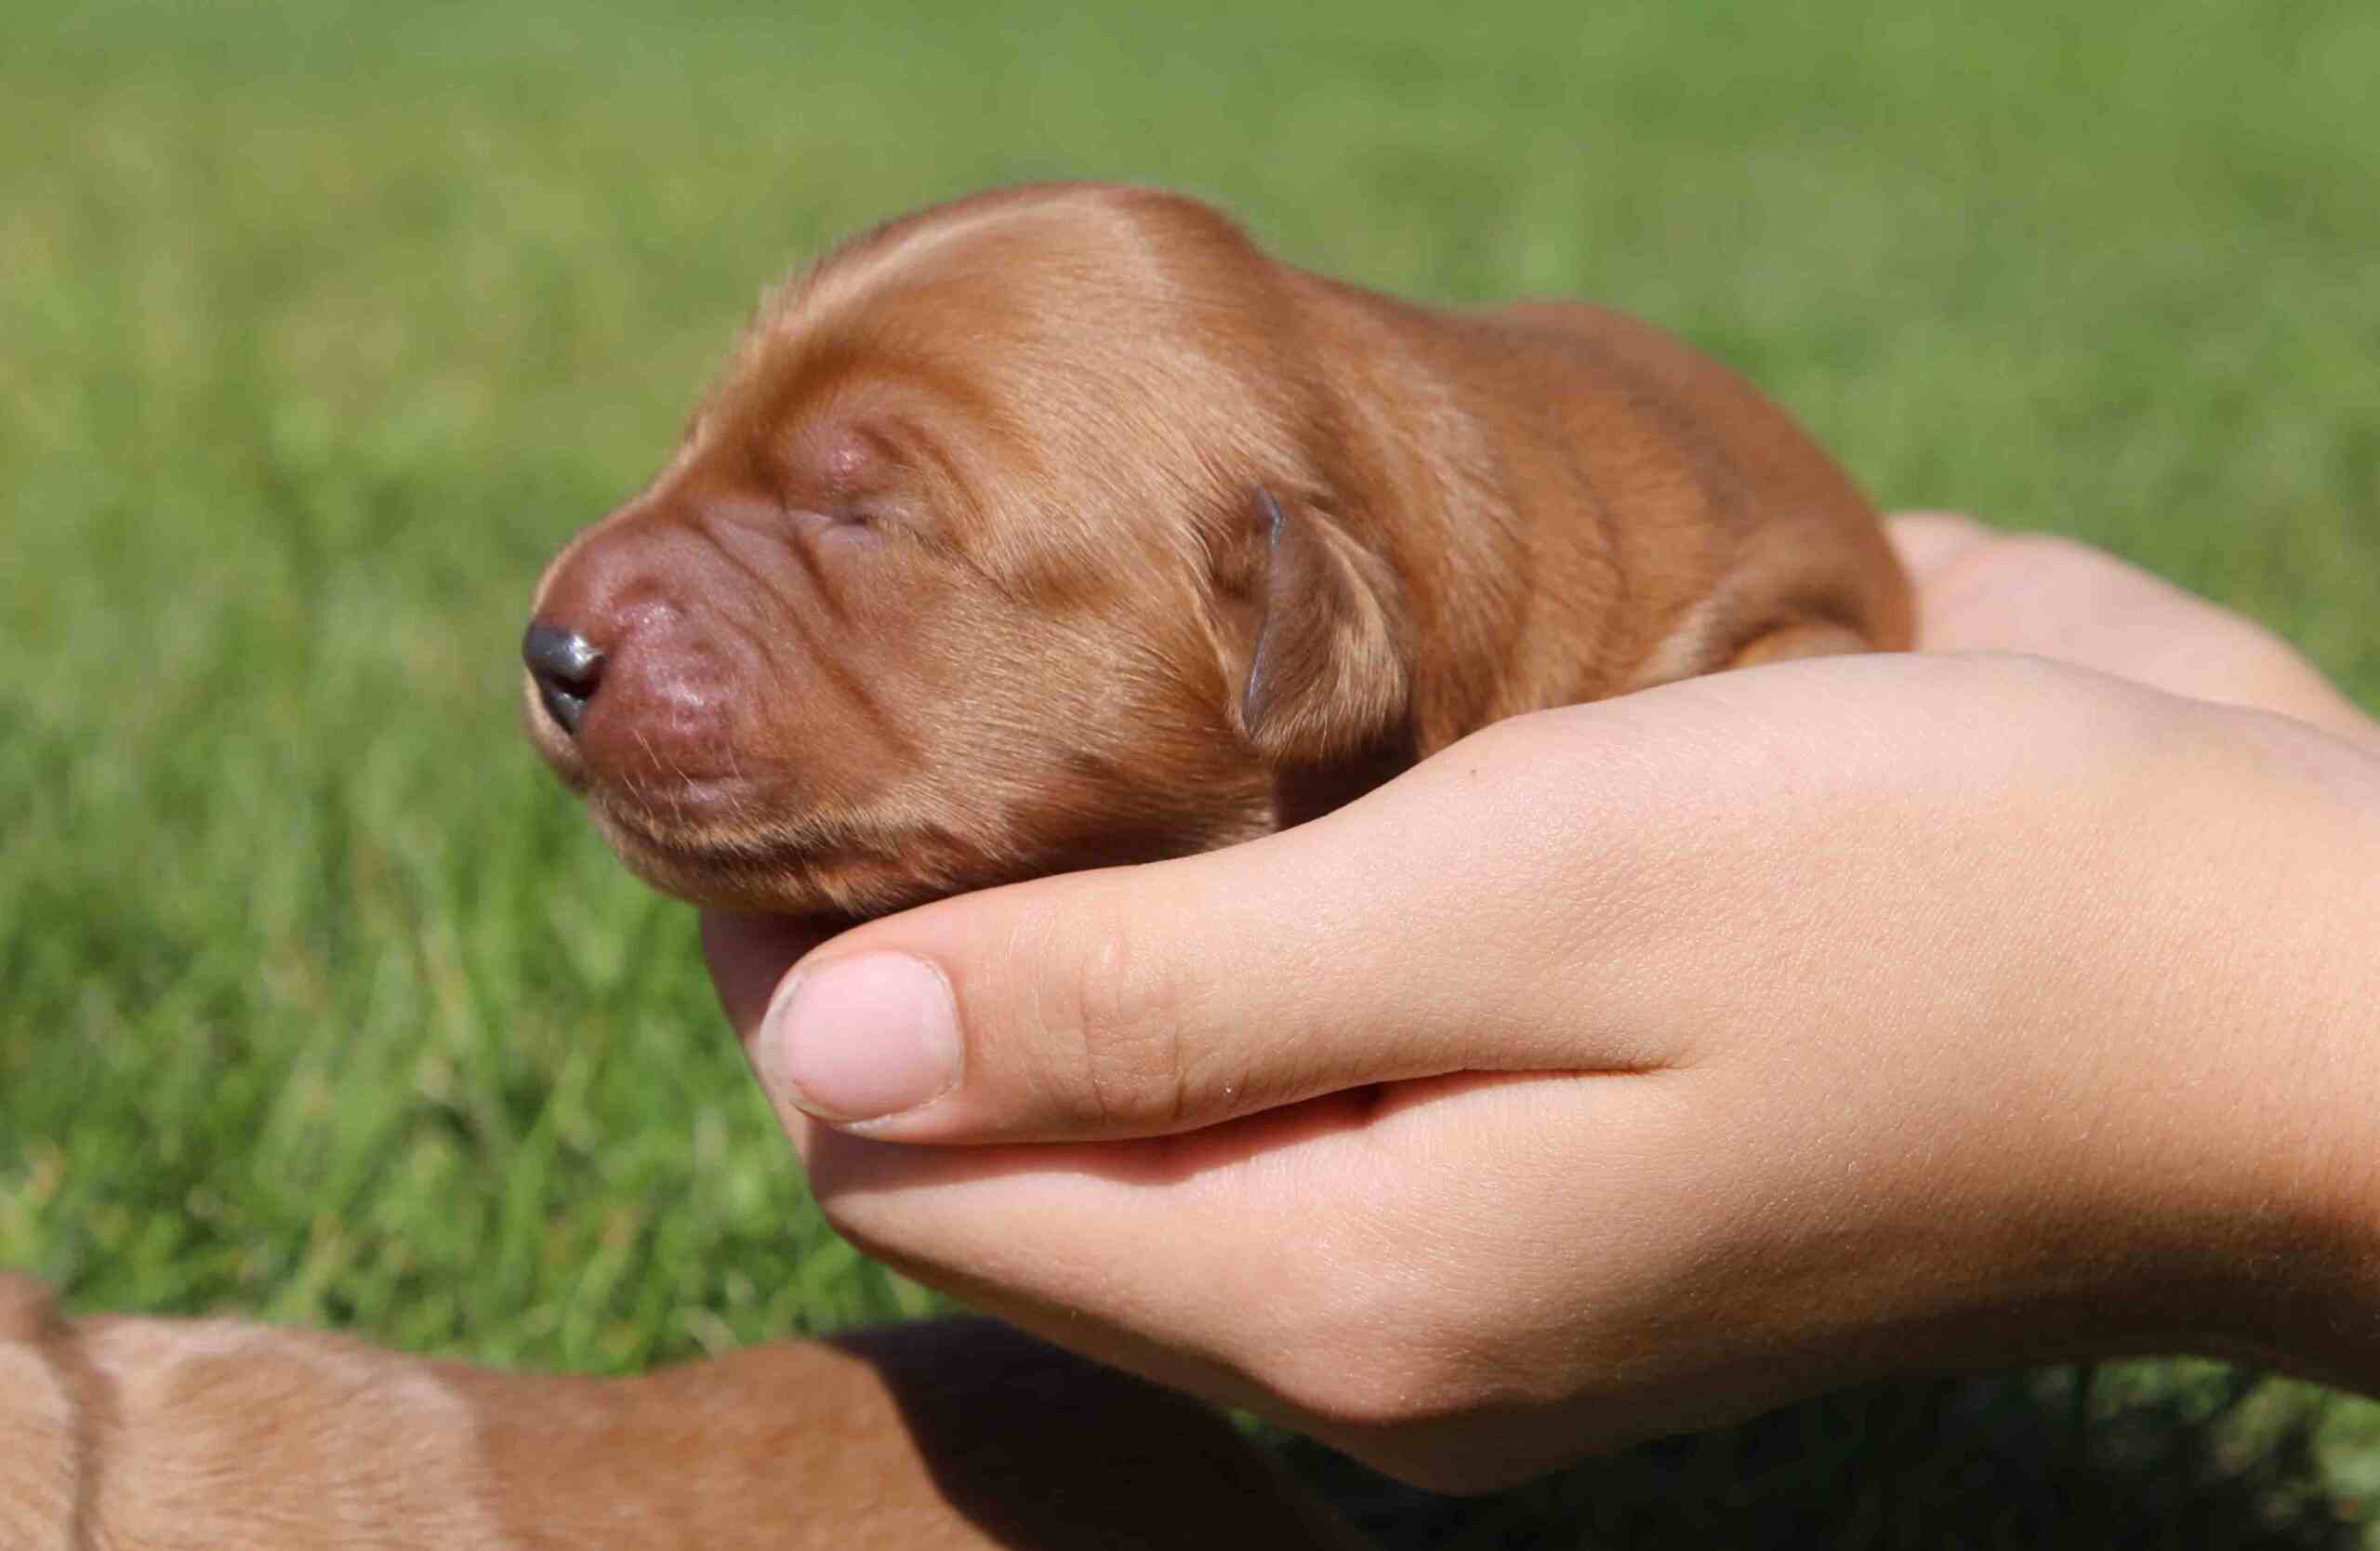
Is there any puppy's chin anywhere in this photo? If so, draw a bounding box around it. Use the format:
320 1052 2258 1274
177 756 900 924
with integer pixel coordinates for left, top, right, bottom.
617 842 955 920
587 781 1280 921
588 801 939 919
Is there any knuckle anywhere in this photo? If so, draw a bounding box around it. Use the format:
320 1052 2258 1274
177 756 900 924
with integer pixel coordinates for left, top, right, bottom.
1994 532 2104 572
1267 1344 1536 1493
1263 1322 1597 1494
1937 532 2107 615
1261 1324 1482 1437
1033 895 1196 1130
1241 1266 1581 1493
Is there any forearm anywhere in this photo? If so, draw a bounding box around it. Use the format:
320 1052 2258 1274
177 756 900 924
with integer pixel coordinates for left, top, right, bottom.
2177 710 2380 1389
1923 695 2380 1392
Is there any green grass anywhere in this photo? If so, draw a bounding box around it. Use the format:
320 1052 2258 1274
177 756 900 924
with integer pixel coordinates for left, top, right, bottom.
2 0 2374 1544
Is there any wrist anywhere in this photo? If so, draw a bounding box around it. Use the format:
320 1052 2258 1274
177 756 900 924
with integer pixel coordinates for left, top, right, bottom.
2244 722 2380 1390
2114 710 2380 1386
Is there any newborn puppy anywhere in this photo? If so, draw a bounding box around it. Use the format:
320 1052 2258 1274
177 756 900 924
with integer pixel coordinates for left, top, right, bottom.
523 182 1910 917
0 1273 1373 1549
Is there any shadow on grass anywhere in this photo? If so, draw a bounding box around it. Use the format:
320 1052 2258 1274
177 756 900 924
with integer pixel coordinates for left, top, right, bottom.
1283 1368 2361 1550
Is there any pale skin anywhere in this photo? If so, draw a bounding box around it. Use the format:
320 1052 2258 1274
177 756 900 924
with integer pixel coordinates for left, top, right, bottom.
704 513 2380 1493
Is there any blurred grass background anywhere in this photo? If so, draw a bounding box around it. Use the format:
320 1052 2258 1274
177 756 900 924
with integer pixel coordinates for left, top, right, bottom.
2 0 2374 1544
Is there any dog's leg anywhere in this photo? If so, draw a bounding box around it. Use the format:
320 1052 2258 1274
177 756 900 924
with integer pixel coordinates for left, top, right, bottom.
0 1275 85 1551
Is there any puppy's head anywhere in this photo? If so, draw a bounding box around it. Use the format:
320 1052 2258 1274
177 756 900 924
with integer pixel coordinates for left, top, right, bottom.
523 186 1413 915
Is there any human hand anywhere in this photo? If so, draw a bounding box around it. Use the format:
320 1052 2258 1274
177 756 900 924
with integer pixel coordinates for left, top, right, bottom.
1889 511 2375 745
704 518 2380 1489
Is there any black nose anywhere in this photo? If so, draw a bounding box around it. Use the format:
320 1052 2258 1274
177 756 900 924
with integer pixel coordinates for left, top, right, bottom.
522 623 605 736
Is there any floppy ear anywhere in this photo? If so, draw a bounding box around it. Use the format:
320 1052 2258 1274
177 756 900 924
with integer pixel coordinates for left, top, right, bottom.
1230 489 1412 764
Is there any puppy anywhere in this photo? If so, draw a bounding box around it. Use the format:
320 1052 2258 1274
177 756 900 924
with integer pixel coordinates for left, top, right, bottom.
522 181 1910 918
10 186 1905 1546
0 1273 1374 1548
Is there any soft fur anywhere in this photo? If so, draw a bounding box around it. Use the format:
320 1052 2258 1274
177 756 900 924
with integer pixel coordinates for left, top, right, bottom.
0 1274 1372 1548
522 182 1909 918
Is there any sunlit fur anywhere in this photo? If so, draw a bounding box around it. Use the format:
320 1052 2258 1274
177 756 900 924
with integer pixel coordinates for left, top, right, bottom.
524 183 1910 917
0 1274 1374 1549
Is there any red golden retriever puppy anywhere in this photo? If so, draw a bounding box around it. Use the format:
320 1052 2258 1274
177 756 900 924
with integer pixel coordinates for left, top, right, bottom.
521 181 1909 920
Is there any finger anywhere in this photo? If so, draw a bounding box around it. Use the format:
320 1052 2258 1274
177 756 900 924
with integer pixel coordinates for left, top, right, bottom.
704 908 851 1171
701 908 847 1052
1884 520 2380 746
1884 510 1997 588
740 710 1701 1145
790 1067 1661 1475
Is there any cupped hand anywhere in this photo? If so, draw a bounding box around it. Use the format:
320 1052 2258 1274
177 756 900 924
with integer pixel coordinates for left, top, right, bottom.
703 515 2380 1490
1888 512 2374 746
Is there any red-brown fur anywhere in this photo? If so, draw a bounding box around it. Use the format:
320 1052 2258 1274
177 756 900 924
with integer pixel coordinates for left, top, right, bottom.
0 1274 1372 1548
523 182 1909 918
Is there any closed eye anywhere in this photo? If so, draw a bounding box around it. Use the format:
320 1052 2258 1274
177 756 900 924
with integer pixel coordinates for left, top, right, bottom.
798 504 893 550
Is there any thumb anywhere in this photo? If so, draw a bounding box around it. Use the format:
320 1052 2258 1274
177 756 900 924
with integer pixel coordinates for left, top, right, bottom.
741 713 1689 1145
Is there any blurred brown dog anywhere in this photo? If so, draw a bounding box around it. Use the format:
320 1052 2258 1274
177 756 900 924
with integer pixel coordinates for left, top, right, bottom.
0 1273 1373 1548
522 181 1908 918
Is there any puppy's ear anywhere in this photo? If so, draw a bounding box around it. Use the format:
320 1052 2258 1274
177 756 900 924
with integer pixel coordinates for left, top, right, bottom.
1230 490 1412 764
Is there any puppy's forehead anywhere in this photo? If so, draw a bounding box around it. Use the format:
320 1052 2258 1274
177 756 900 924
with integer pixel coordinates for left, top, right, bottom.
683 205 1138 463
776 185 1229 335
723 187 1281 420
675 187 1304 577
680 208 1138 446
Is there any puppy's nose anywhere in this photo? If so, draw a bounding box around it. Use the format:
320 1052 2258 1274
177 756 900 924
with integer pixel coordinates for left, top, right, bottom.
522 623 606 736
